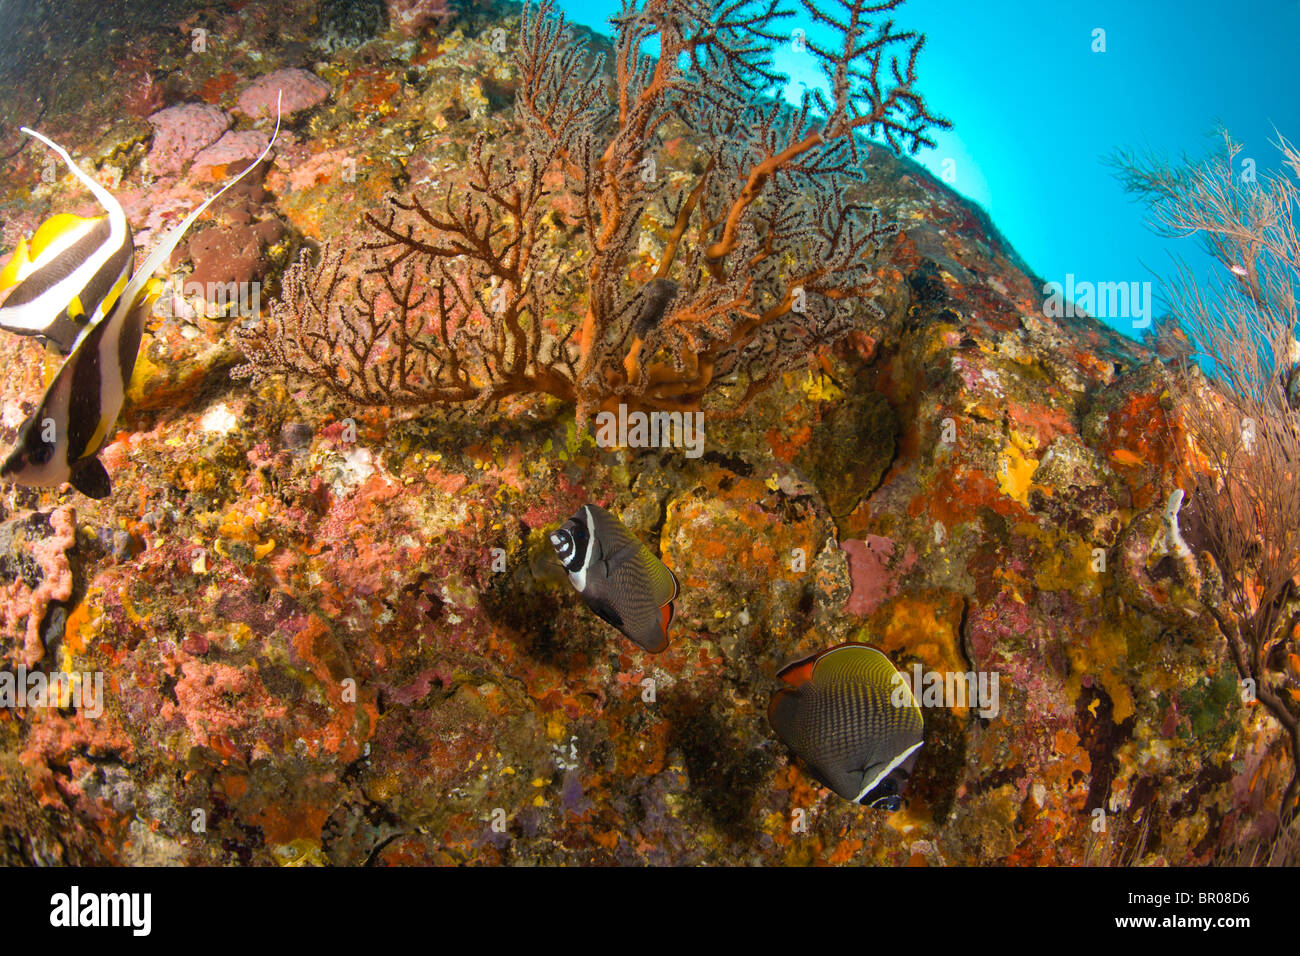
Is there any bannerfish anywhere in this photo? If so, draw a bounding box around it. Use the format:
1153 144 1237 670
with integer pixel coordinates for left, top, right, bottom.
0 135 134 355
549 503 678 653
0 96 282 499
768 642 923 810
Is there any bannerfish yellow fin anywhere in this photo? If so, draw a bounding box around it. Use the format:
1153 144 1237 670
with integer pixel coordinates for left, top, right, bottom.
97 272 129 323
27 213 97 260
0 237 33 294
41 347 60 386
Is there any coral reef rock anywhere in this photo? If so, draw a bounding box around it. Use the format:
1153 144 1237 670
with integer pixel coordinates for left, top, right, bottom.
0 0 1287 866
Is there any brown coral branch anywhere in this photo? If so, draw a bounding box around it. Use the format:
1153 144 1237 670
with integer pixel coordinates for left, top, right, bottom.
237 0 944 423
1116 130 1300 822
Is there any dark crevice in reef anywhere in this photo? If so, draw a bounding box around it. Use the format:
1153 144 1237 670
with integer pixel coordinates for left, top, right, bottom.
796 390 899 527
481 568 604 672
1076 685 1137 813
906 260 952 311
663 694 774 842
700 450 755 477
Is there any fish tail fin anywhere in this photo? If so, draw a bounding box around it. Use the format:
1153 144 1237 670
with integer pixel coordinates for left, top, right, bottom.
768 688 800 743
775 653 818 688
627 612 669 654
68 456 111 499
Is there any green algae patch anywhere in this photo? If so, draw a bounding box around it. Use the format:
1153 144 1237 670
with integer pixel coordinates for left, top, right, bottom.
796 391 898 526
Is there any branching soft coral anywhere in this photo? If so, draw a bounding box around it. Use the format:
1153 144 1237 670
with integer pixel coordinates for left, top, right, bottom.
1114 130 1300 822
234 0 948 422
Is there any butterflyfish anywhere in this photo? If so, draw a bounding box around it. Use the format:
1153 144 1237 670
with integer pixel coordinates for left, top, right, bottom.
768 642 924 810
549 503 678 653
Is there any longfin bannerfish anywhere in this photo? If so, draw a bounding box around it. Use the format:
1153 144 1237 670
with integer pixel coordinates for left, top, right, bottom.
0 134 133 354
768 642 924 810
549 503 678 653
0 94 283 499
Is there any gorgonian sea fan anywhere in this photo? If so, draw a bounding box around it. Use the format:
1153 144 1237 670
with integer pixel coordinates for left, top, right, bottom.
233 0 949 422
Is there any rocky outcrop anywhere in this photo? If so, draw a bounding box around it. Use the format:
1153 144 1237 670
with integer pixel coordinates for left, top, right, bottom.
0 0 1288 865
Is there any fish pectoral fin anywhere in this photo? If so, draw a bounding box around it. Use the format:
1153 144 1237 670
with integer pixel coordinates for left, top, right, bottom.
584 594 624 631
68 456 111 499
601 541 639 578
858 761 884 784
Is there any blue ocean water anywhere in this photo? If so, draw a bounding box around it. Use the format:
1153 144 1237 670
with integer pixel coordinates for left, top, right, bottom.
559 0 1300 338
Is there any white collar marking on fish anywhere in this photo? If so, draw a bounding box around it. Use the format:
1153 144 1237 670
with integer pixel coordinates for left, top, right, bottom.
567 505 598 593
854 739 923 804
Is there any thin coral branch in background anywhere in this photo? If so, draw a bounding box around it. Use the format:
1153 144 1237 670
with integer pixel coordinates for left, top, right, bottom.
1113 131 1300 822
234 0 949 423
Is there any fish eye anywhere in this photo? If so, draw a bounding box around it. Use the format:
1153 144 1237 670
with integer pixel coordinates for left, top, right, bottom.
28 443 52 466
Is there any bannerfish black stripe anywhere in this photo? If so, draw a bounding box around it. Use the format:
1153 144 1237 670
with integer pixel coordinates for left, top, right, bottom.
116 288 145 395
65 323 103 460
